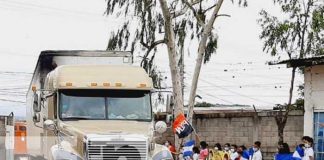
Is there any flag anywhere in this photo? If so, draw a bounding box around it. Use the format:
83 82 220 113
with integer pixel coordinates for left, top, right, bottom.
173 113 194 138
291 145 304 160
248 147 254 158
242 150 250 160
275 153 292 160
183 140 195 157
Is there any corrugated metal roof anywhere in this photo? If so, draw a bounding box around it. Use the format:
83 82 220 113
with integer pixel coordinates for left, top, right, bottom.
40 50 132 57
270 55 324 68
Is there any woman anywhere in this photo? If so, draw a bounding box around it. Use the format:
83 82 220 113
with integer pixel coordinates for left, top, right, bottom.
301 136 314 160
209 143 224 160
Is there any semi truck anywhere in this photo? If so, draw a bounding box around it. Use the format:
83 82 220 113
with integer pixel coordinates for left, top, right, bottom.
26 50 173 160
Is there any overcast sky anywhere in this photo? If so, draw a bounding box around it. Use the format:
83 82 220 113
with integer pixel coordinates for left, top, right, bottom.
0 0 303 117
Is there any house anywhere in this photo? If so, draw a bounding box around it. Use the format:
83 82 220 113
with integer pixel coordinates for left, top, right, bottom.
277 56 324 159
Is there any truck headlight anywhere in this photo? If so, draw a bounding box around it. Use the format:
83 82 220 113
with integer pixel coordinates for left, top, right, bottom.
51 144 82 160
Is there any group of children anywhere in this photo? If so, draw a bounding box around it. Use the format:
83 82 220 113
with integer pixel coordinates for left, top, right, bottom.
165 136 315 160
166 140 262 160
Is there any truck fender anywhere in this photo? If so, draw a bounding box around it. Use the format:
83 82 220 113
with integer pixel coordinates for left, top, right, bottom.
50 145 82 160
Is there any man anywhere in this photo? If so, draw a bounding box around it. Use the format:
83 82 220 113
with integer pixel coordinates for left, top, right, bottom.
250 141 262 160
302 136 314 160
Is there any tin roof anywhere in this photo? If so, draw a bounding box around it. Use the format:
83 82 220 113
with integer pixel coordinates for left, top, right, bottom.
270 55 324 68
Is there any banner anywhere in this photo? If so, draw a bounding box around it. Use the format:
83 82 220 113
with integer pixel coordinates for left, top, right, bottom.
173 113 193 138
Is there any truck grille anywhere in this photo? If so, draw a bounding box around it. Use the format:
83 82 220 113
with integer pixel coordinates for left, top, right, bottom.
87 139 148 160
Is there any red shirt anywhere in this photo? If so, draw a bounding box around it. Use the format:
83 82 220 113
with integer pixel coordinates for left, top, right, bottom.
199 148 208 160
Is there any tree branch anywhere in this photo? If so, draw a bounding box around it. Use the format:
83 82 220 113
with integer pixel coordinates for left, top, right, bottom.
202 3 218 13
140 39 166 66
171 0 200 18
181 0 205 26
216 14 231 17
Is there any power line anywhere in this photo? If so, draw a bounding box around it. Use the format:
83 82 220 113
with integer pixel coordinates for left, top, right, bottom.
0 98 25 104
0 0 132 23
185 71 280 105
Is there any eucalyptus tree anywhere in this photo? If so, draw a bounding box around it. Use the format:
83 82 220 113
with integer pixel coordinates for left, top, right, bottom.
105 0 247 143
258 0 323 143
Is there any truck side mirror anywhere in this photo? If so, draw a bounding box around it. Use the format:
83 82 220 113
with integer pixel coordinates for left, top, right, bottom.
33 93 41 113
33 112 41 123
44 120 55 131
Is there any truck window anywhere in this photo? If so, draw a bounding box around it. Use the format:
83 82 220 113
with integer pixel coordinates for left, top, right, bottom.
59 89 152 121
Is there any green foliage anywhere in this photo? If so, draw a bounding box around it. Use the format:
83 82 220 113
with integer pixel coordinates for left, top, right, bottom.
273 98 304 111
204 35 218 63
258 0 324 59
105 0 248 88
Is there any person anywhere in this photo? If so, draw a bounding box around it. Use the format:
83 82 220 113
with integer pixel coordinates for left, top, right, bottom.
199 141 209 160
236 145 249 160
250 141 262 160
193 146 200 160
230 144 238 160
223 143 231 160
209 143 224 160
274 142 292 160
301 136 314 160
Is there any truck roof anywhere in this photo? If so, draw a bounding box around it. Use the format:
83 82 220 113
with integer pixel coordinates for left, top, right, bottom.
48 65 153 90
28 50 133 94
39 50 132 57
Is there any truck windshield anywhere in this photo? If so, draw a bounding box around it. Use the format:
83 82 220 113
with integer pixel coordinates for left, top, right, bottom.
59 89 152 121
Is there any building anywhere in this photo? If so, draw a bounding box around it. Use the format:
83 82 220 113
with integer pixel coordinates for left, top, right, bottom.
277 56 324 159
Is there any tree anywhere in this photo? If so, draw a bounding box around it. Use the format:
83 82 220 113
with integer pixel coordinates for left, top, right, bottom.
105 0 247 149
258 0 323 143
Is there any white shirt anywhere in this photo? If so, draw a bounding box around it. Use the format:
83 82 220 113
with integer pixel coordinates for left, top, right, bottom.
251 150 262 160
302 147 314 160
231 152 238 160
193 153 199 160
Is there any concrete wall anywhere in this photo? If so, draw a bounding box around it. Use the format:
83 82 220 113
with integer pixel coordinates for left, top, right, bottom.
304 65 324 136
156 110 304 160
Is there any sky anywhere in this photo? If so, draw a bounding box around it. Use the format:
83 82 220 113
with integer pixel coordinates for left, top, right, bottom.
0 0 303 118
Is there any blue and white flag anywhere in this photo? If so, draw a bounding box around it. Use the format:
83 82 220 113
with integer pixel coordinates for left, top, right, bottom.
291 146 304 160
183 140 195 157
242 150 250 160
275 153 292 160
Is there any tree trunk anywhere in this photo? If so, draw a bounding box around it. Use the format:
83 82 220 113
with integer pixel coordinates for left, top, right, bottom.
277 120 285 144
187 0 224 125
288 67 296 105
276 66 296 144
159 0 184 152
